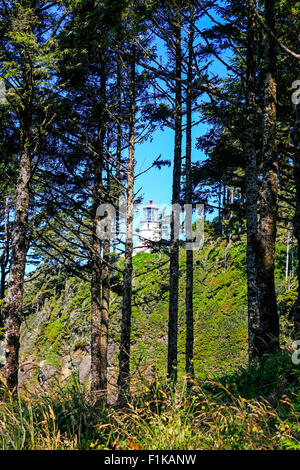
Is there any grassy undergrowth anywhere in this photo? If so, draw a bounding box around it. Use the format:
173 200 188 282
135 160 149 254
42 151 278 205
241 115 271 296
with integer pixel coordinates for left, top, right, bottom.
0 350 299 450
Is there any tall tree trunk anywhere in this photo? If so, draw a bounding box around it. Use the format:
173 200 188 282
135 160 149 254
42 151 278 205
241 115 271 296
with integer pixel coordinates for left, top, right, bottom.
117 42 135 402
285 226 290 282
228 187 234 241
99 234 110 397
255 0 279 356
292 102 300 339
291 229 294 277
0 197 10 323
99 161 112 399
115 54 123 251
91 53 106 399
218 181 222 224
222 182 226 237
90 216 102 396
4 133 31 391
185 4 194 380
168 12 182 383
244 0 260 362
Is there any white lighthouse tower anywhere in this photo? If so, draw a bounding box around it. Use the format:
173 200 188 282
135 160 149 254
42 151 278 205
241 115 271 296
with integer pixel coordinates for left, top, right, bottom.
136 200 160 252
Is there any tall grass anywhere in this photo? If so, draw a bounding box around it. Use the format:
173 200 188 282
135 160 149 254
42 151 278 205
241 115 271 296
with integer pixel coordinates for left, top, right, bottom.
110 379 300 450
0 351 299 450
0 374 110 450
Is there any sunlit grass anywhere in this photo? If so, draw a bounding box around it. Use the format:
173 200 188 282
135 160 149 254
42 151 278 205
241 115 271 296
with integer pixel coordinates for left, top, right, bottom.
108 376 300 450
0 351 299 450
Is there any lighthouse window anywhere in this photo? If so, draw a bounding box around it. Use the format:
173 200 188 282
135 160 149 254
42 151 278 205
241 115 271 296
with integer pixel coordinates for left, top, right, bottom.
143 206 158 221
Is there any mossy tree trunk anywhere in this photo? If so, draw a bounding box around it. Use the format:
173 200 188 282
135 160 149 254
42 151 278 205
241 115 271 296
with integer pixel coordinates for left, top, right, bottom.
168 10 182 383
292 102 300 339
99 162 112 398
117 41 135 402
255 0 279 356
4 130 31 391
0 196 10 327
244 0 260 362
185 3 194 380
91 52 106 399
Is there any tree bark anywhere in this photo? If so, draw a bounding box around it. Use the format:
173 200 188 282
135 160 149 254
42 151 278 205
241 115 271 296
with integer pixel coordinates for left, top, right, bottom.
4 133 31 391
168 11 182 383
185 4 194 380
117 41 135 402
0 197 10 309
292 102 300 339
115 55 123 250
99 236 110 397
285 226 290 282
244 0 260 362
255 0 279 356
90 216 102 396
90 53 106 399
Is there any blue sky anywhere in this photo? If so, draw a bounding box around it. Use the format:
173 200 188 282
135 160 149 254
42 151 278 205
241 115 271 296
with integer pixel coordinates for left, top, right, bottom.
133 8 230 215
134 74 228 217
135 125 204 208
24 8 231 273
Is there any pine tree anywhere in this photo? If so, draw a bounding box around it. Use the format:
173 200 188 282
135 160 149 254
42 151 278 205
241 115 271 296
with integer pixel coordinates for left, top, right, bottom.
185 1 195 380
0 0 64 391
167 5 182 383
244 0 260 361
255 0 280 356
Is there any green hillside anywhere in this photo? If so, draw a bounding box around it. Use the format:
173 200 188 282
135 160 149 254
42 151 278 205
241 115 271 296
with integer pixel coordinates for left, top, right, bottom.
14 224 295 393
0 226 299 450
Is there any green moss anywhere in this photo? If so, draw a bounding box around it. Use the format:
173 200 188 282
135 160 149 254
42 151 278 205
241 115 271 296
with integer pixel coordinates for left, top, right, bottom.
43 318 66 341
20 225 297 389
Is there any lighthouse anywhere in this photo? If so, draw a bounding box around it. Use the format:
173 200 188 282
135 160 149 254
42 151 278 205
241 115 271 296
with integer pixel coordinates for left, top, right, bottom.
136 200 160 252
